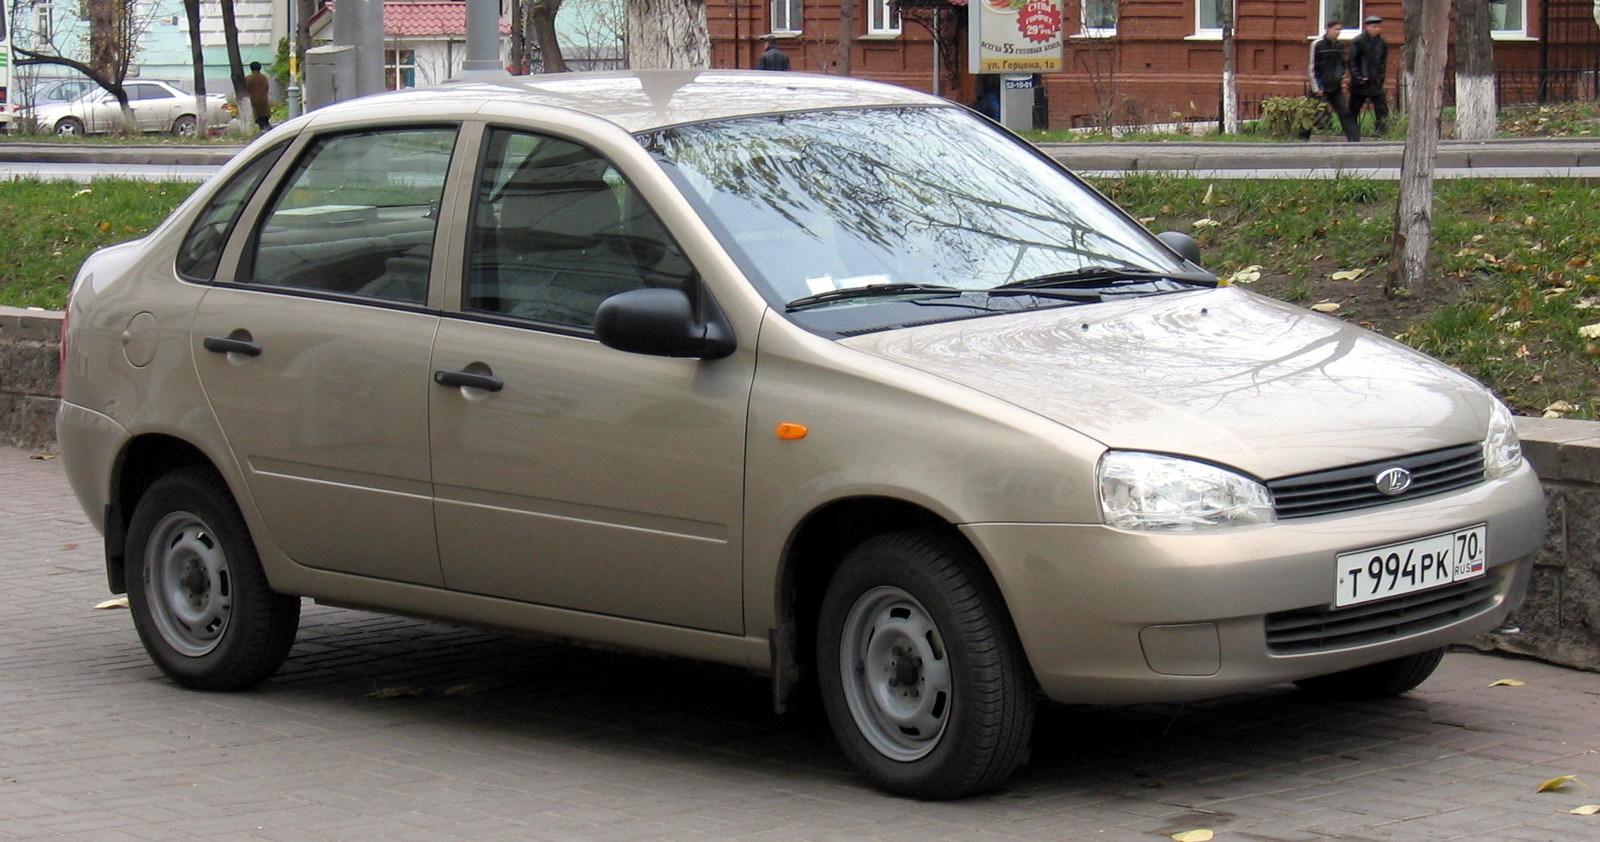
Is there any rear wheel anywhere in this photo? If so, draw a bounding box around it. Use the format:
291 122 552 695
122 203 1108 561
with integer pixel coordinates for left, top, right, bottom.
125 467 300 690
1294 647 1446 700
54 117 85 136
817 531 1034 799
171 114 198 136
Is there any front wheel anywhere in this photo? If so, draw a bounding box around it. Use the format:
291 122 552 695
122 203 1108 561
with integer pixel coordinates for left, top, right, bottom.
1294 647 1446 700
817 531 1034 799
54 117 85 136
125 467 300 690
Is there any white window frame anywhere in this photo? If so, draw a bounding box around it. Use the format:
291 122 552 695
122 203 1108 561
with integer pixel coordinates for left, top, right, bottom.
867 0 901 36
1489 0 1530 39
35 1 54 42
771 0 803 35
1190 0 1225 40
1078 0 1117 38
1317 0 1362 39
384 48 417 90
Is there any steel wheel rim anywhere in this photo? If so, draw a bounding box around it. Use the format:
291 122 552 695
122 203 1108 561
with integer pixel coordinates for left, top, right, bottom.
144 511 233 657
838 585 953 762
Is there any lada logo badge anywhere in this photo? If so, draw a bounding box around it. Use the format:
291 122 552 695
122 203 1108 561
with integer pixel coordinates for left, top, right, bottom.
1374 466 1413 496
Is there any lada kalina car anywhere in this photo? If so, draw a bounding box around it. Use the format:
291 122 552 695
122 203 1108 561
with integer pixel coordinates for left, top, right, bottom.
58 71 1546 799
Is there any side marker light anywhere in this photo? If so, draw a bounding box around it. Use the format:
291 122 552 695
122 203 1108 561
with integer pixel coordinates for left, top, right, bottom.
776 422 809 441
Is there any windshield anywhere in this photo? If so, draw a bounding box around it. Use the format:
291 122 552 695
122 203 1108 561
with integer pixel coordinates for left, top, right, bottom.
641 106 1201 332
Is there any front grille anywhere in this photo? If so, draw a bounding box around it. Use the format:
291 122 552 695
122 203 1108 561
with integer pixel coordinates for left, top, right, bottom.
1267 443 1485 519
1264 571 1503 655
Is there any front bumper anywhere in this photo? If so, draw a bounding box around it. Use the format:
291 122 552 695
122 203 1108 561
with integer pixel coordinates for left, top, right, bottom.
962 463 1546 705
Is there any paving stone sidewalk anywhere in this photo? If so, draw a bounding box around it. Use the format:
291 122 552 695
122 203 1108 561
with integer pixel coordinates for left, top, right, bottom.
2 444 1597 841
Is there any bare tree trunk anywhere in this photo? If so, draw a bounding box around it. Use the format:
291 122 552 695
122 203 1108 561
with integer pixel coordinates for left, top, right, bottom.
626 0 709 69
1386 0 1453 298
531 1 569 72
511 0 527 74
88 0 136 128
840 0 855 76
221 0 250 128
1454 0 1497 140
183 0 207 130
1220 0 1238 134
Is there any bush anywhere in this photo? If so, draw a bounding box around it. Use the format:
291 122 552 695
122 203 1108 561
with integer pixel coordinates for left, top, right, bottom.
1260 96 1327 138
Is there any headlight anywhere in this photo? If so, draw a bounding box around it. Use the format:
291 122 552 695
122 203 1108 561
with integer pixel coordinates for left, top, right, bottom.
1098 451 1275 531
1482 400 1523 479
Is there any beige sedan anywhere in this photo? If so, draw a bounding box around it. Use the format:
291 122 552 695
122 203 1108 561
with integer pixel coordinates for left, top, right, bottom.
58 71 1545 799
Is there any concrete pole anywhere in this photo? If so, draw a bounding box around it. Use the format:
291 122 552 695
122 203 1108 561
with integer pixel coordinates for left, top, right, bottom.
456 0 510 79
286 0 302 117
354 0 387 96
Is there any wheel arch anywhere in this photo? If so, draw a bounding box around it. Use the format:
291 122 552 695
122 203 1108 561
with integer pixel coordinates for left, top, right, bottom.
771 495 999 714
104 434 226 594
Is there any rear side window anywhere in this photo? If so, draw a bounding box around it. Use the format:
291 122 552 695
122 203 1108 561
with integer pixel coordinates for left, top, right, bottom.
246 127 457 305
176 142 288 281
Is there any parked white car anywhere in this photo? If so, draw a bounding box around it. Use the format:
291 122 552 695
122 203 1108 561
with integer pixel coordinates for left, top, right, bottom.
30 79 231 136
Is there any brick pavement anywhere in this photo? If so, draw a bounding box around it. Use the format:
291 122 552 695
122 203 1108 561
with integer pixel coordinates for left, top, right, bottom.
2 444 1598 841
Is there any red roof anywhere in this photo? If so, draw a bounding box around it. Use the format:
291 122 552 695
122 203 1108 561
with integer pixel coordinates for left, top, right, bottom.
312 2 511 37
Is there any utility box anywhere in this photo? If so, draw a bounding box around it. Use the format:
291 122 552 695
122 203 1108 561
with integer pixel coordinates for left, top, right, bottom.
304 45 356 111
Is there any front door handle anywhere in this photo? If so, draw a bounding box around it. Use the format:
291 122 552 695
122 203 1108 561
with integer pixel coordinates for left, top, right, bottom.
433 369 504 392
203 335 262 357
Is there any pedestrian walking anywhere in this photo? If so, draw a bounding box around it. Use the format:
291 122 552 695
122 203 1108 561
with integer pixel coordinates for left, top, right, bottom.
245 61 272 131
1309 20 1360 142
756 34 791 71
1349 15 1390 137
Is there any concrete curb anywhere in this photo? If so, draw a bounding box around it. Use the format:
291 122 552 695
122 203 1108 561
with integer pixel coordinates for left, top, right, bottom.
1038 137 1600 172
0 142 241 166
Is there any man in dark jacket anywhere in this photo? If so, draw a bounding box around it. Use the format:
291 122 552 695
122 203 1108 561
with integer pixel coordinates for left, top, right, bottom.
756 35 791 71
1310 20 1359 142
1348 15 1390 136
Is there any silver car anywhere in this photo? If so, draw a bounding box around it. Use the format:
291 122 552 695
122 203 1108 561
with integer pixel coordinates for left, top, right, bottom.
30 78 230 136
58 71 1545 799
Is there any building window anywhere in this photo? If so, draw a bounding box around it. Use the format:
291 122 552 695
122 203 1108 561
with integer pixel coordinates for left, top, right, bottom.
35 1 54 42
771 0 802 34
1490 0 1525 35
1081 0 1117 36
1196 0 1224 34
385 49 416 90
1319 0 1361 30
868 0 900 35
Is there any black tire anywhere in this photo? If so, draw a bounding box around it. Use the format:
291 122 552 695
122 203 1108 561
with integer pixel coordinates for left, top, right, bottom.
54 117 85 136
171 114 198 136
125 467 300 690
817 530 1034 799
1293 647 1446 701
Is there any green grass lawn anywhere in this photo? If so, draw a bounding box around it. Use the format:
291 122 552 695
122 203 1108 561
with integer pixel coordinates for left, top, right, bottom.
4 175 1596 418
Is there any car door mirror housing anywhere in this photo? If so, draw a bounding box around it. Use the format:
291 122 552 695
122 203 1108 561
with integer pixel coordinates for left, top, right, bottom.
594 288 736 360
1157 230 1203 267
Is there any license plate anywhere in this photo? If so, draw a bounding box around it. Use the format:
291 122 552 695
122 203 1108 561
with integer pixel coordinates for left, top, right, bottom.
1334 525 1487 608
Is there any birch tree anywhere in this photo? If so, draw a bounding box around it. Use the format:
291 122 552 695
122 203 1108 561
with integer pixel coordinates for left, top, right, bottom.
183 0 207 130
1386 0 1452 297
1220 0 1238 134
626 0 709 69
1453 0 1497 140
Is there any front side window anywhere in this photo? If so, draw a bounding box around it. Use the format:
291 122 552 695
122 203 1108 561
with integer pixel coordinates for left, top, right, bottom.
464 128 694 329
644 107 1198 335
248 127 457 304
177 143 288 280
868 0 900 35
772 0 802 33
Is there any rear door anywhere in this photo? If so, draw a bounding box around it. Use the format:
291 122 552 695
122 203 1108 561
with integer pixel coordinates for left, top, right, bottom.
193 125 462 585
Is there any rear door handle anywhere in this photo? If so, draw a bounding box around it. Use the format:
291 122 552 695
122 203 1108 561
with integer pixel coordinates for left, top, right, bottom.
433 369 504 392
203 336 262 357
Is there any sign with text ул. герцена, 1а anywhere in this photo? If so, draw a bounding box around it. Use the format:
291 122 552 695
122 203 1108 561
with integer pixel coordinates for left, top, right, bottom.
969 0 1065 74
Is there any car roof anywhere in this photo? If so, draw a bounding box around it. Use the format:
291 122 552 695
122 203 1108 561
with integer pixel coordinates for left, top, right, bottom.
313 70 947 133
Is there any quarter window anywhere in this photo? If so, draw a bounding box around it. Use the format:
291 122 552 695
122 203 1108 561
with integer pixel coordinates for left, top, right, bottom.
176 143 288 281
247 127 457 304
463 128 694 329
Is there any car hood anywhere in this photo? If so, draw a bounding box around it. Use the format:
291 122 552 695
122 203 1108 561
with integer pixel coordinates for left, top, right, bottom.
838 286 1494 479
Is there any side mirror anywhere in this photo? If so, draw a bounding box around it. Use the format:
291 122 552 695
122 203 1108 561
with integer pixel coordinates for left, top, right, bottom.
594 287 736 360
1157 230 1203 267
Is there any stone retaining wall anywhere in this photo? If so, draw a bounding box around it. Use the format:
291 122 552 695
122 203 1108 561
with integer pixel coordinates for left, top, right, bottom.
3 306 1597 671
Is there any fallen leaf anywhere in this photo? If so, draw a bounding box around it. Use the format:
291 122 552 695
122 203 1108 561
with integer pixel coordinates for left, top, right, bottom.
444 682 495 696
1202 183 1215 205
1578 323 1600 339
63 543 78 551
29 454 58 461
1192 218 1221 229
366 686 426 699
1515 344 1531 359
72 188 93 198
1330 268 1366 281
1570 804 1600 815
98 221 112 232
1171 831 1214 842
1226 265 1262 285
1544 401 1577 415
94 597 129 610
1489 678 1527 687
1537 775 1583 793
1311 302 1341 313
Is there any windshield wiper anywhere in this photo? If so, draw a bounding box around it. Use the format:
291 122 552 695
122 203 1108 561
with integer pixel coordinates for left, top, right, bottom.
993 266 1215 291
785 283 962 312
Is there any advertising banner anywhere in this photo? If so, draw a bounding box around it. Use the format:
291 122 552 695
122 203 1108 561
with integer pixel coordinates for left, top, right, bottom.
968 0 1065 74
